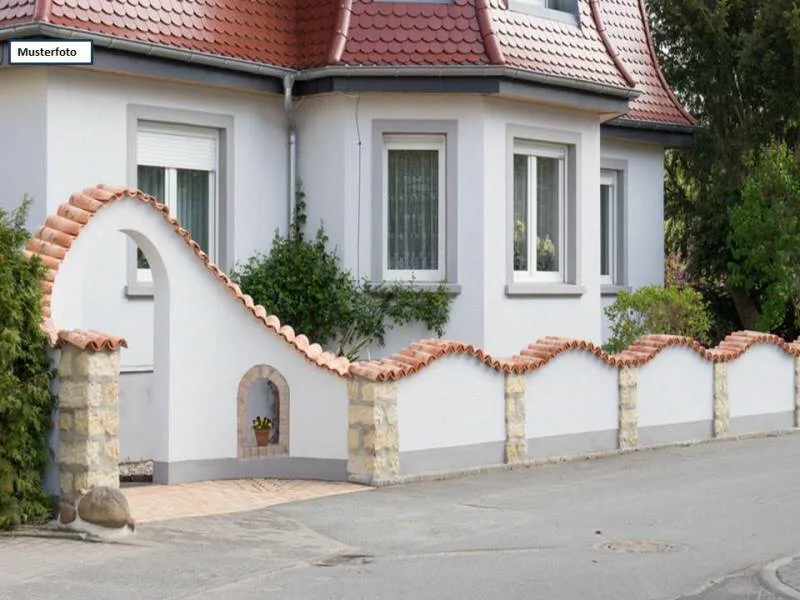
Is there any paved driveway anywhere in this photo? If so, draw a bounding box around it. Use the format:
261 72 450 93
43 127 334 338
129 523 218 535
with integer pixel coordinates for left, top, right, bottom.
2 434 800 600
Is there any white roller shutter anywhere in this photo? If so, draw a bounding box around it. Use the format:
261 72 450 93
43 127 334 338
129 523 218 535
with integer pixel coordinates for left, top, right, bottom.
137 122 217 171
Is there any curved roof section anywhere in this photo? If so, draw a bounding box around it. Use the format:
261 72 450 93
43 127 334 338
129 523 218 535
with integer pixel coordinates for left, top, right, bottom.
487 0 631 90
599 0 696 126
0 0 695 126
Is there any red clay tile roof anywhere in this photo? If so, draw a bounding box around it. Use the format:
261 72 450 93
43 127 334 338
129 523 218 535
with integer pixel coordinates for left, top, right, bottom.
0 0 35 24
349 331 800 381
0 0 694 126
339 0 491 66
24 184 351 374
488 0 631 90
600 0 695 126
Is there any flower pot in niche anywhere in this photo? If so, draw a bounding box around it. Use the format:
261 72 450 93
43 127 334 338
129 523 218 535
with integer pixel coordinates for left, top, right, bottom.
252 416 274 447
254 428 270 447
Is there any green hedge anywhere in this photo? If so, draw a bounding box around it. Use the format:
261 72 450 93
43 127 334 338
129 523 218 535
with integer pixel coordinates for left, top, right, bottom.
603 285 712 354
0 198 57 529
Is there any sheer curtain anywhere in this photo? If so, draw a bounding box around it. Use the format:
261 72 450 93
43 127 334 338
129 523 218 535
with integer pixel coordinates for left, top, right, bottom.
536 157 560 273
176 169 210 254
600 184 611 277
513 155 529 271
387 149 439 271
136 165 165 268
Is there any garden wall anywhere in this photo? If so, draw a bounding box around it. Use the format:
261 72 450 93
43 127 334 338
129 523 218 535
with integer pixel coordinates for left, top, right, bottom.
27 186 800 493
347 332 800 485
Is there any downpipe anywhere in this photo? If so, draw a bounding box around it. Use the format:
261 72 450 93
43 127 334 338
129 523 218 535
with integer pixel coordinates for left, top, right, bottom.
283 74 297 232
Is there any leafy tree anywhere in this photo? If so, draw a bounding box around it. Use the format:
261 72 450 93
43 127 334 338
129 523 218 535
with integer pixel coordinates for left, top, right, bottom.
648 0 800 333
0 198 57 529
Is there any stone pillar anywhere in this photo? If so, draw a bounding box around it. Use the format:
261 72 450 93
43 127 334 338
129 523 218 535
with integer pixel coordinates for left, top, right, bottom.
57 345 121 501
347 378 399 486
794 357 800 428
713 362 730 437
504 374 527 464
618 367 638 450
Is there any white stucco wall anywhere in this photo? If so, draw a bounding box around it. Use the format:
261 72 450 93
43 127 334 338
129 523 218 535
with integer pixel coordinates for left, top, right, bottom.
300 94 640 359
51 197 348 464
0 69 48 229
525 352 618 437
43 69 286 372
484 98 604 355
728 345 794 418
637 347 713 427
396 357 505 452
299 93 487 358
599 139 666 342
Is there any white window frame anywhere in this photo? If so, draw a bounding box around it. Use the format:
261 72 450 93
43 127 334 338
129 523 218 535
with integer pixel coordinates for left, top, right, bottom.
512 140 567 284
600 170 618 286
381 134 446 283
133 122 220 285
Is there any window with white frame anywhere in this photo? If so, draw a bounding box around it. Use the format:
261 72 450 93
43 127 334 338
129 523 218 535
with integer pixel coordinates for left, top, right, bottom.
382 134 446 282
512 141 567 282
600 170 618 285
134 122 219 282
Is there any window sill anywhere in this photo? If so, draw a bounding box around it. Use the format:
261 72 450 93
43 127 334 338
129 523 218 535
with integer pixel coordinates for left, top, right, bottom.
505 283 586 297
601 284 630 297
125 283 154 298
375 281 462 295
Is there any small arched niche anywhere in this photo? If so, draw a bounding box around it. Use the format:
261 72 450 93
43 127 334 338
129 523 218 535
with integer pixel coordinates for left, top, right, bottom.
237 365 289 458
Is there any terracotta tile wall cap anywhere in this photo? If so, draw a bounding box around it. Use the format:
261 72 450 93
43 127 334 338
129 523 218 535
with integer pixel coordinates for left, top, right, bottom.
25 184 351 375
350 330 800 381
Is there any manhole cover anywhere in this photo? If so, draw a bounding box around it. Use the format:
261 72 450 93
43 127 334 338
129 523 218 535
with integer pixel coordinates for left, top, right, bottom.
596 540 688 554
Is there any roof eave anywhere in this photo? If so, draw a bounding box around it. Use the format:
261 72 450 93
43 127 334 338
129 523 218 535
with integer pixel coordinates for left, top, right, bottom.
0 23 641 102
298 65 641 100
0 22 295 77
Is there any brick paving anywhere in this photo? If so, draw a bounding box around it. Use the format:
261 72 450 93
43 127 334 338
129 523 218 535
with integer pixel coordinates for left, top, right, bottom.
121 478 369 523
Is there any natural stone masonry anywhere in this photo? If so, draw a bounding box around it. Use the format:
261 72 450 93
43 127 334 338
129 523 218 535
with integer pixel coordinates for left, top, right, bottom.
618 367 638 450
713 362 730 437
57 345 121 501
504 374 527 463
794 357 800 428
237 365 290 459
347 378 399 486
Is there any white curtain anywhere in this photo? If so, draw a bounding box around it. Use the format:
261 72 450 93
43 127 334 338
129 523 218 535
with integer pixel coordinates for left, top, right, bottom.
387 149 439 271
136 165 165 268
176 169 210 254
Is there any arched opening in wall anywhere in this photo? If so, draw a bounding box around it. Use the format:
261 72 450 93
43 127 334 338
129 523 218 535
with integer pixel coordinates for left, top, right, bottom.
237 365 290 458
115 229 170 486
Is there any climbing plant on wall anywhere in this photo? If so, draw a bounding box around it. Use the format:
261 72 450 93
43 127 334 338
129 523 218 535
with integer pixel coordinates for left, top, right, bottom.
0 197 57 529
232 189 453 361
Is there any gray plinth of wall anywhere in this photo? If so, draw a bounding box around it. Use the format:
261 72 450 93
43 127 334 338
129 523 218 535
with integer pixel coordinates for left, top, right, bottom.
57 346 121 502
347 379 400 486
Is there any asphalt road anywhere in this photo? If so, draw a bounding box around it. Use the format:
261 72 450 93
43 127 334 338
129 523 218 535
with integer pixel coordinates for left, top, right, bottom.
3 433 800 600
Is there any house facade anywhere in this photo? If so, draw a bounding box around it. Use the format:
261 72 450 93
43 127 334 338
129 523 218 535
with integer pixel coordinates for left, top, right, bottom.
0 0 695 465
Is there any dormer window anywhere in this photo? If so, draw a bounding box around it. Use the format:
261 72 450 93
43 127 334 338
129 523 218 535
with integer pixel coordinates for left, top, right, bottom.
508 0 579 24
